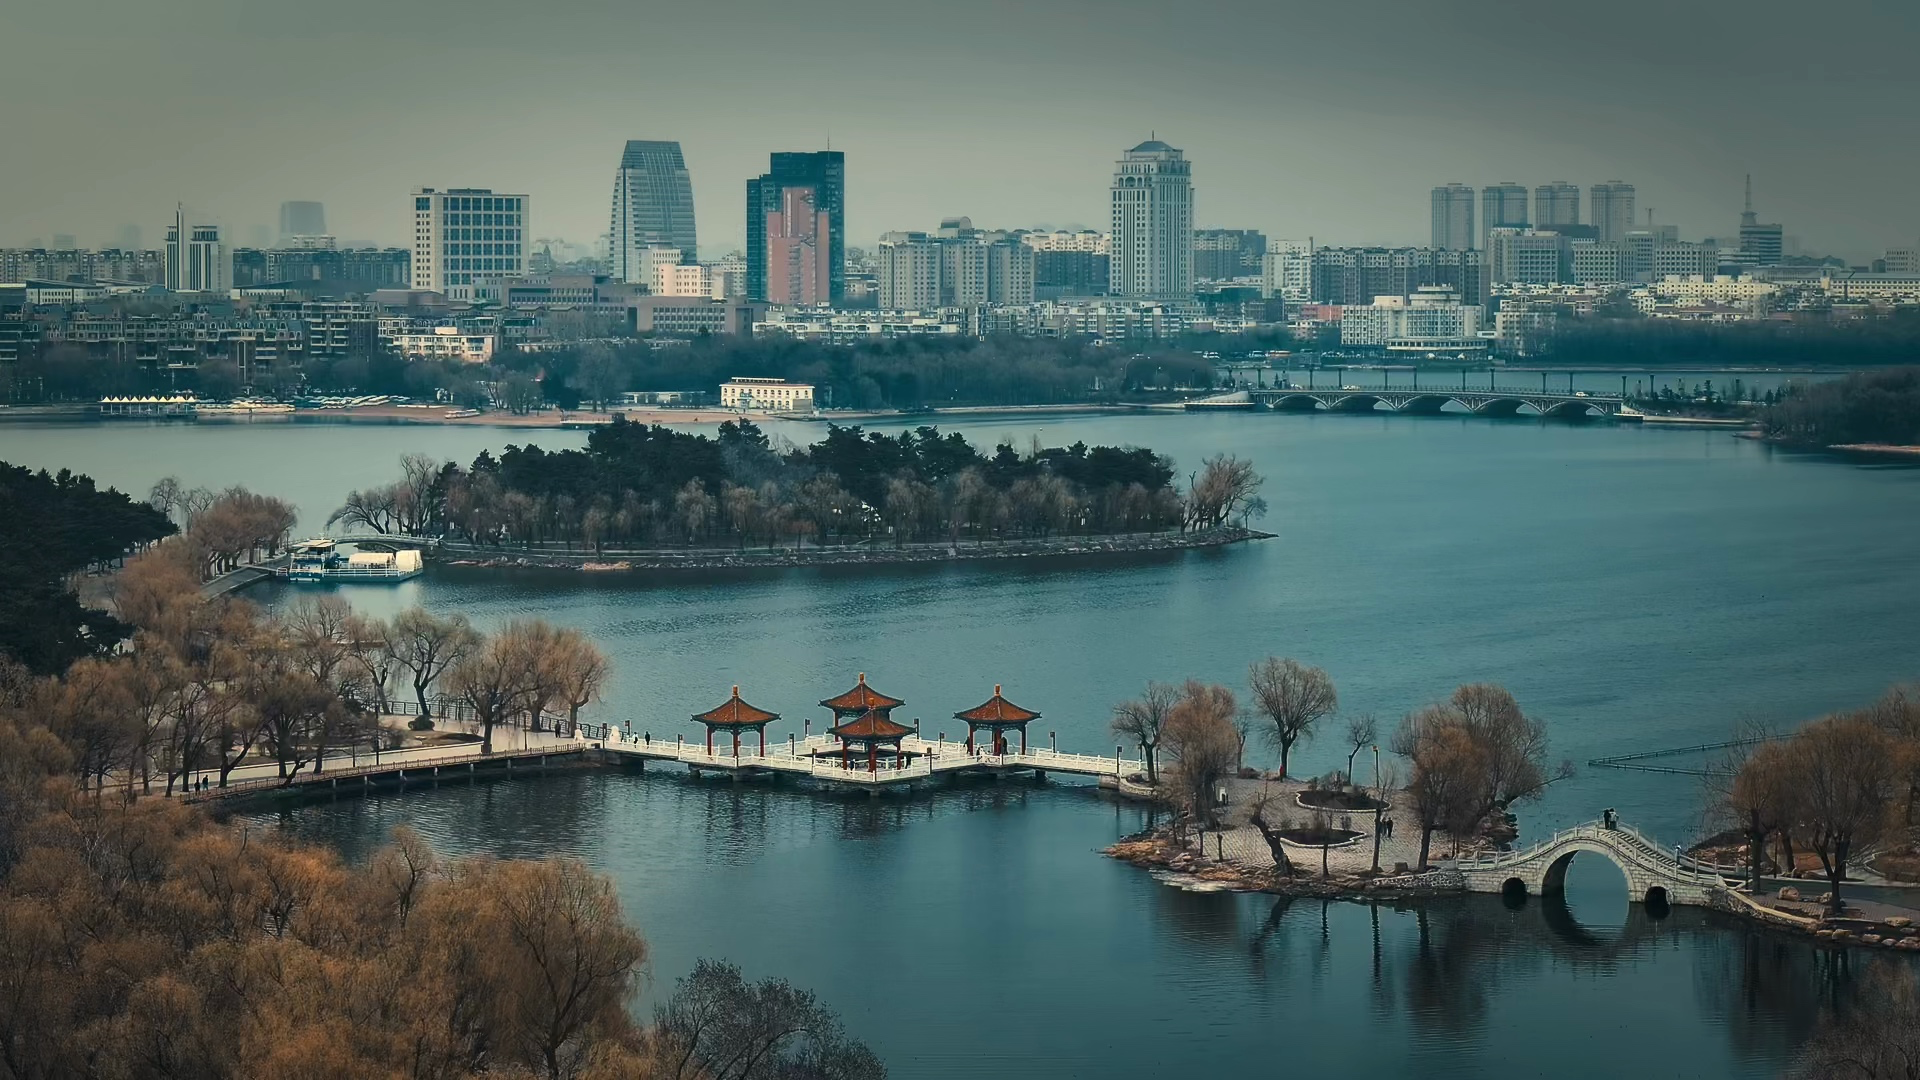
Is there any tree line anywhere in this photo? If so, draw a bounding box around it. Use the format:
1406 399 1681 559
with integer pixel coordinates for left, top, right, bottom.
0 461 174 673
524 335 1220 412
1713 686 1920 915
1112 658 1569 874
1758 366 1920 447
0 465 884 1079
1537 309 1920 369
73 546 613 793
334 424 1264 551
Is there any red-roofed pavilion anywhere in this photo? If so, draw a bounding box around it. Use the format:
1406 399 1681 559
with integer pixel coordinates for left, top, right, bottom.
954 684 1040 755
693 686 780 757
819 673 904 723
829 707 914 772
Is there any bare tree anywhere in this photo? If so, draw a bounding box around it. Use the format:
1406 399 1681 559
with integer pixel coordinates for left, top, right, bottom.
1163 679 1241 835
390 606 480 719
552 627 610 730
652 958 884 1080
445 621 550 754
1394 715 1487 871
1344 712 1378 787
1111 681 1177 785
1245 785 1299 878
1706 721 1796 886
1247 656 1337 778
1793 713 1902 915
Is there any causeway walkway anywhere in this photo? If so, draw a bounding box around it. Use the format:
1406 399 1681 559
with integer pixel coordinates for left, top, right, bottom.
580 722 1137 791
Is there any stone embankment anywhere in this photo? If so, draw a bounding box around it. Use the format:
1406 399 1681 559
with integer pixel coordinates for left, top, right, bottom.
442 527 1271 573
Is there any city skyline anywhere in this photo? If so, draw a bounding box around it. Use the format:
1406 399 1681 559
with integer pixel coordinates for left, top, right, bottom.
4 0 1916 259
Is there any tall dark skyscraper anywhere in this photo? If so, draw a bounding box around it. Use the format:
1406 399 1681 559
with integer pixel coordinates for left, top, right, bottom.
278 200 326 242
746 151 845 303
1479 183 1529 249
609 140 697 284
1737 174 1784 265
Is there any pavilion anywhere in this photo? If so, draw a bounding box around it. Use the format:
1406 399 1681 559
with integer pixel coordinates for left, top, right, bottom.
954 684 1040 755
828 708 915 773
818 673 904 732
693 686 780 757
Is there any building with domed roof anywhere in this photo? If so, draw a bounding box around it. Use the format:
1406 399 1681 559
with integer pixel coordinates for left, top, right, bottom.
1110 139 1193 300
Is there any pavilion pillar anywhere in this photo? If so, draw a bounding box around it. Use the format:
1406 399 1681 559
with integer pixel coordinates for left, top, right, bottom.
732 731 739 758
706 730 713 755
842 745 849 770
759 728 766 756
1020 728 1026 753
869 745 877 773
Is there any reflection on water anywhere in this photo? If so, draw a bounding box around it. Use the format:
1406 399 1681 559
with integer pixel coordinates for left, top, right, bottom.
244 771 1865 1079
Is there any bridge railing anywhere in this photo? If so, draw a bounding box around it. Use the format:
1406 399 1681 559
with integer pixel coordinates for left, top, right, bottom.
1254 384 1622 400
1452 821 1744 883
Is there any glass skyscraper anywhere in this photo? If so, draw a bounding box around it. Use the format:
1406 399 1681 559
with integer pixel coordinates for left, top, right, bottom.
747 151 845 303
609 140 697 284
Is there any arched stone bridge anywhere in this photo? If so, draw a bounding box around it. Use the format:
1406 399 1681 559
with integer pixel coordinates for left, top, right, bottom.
1248 385 1623 418
1449 821 1743 907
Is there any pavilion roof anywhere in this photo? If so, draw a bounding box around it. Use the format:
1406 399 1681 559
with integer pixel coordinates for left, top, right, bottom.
954 685 1040 726
819 672 904 712
829 708 913 741
693 687 781 728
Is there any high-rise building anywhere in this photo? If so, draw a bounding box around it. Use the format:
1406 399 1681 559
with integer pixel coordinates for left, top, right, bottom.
764 185 831 305
876 219 1034 308
164 206 226 292
409 188 528 297
278 201 326 244
1431 184 1475 250
1570 240 1625 285
1306 246 1486 308
608 140 697 285
747 151 845 303
1533 182 1580 228
1488 229 1571 285
1192 229 1266 281
1736 175 1784 266
1110 138 1193 298
1261 240 1312 301
1023 231 1109 298
1590 182 1636 243
1479 184 1529 249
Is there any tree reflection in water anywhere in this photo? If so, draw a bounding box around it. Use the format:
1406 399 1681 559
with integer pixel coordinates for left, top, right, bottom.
1230 885 1872 1063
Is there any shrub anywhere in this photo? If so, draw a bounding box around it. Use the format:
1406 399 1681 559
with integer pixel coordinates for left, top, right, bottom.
408 716 435 731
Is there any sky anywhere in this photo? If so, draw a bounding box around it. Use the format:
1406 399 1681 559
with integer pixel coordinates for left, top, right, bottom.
3 0 1917 260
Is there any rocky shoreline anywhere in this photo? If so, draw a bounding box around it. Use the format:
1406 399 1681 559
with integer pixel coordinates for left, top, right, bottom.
440 526 1272 572
1105 832 1466 901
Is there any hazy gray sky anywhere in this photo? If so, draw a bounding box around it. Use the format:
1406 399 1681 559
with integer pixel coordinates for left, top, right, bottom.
4 0 1917 259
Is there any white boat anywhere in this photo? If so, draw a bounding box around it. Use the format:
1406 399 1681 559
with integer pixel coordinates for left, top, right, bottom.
282 539 424 584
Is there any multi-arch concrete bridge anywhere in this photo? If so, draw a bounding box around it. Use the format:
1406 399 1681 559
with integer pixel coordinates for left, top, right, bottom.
1449 821 1744 907
1248 384 1624 417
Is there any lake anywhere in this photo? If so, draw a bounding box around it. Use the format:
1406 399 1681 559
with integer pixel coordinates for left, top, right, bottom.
5 407 1915 1077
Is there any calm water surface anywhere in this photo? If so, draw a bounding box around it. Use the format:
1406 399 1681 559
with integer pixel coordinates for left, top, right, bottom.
4 411 1915 1077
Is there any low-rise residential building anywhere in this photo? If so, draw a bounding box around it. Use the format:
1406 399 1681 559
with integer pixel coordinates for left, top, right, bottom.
385 324 497 363
1643 275 1778 312
753 309 964 342
0 248 166 285
720 377 815 411
1339 287 1486 352
631 296 766 336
